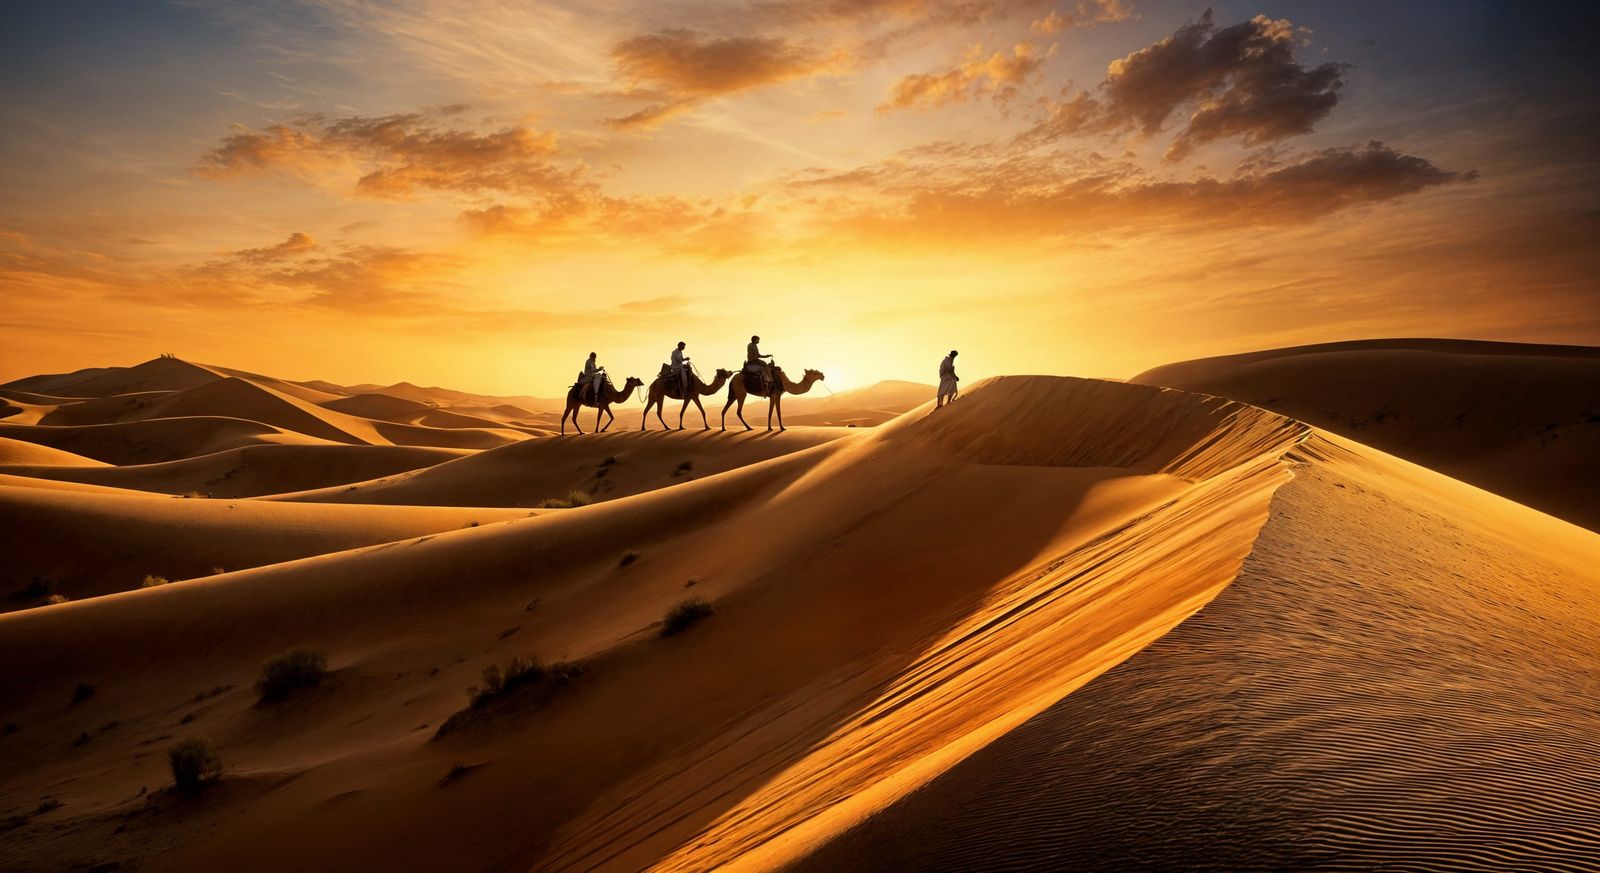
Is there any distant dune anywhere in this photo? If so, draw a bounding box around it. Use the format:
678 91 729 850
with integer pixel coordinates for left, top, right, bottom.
0 443 467 499
0 357 1594 872
1135 338 1600 530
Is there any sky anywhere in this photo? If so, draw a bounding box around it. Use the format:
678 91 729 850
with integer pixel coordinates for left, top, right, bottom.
2 0 1596 395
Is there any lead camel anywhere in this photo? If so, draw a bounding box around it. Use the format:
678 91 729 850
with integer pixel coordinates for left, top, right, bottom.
722 364 824 432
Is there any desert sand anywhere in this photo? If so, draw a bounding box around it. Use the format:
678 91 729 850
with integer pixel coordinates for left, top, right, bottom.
1 355 1595 872
1135 338 1600 530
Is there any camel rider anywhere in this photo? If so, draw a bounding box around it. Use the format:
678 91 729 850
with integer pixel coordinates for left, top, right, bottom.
582 352 606 403
671 342 690 394
747 335 774 391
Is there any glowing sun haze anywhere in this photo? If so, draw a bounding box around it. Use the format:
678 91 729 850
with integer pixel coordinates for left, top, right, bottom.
2 1 1596 394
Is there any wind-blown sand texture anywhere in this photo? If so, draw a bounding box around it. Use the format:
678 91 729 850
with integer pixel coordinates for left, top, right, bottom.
0 360 1595 872
1135 338 1600 530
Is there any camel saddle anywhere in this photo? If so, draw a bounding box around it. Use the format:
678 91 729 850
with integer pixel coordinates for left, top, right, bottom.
657 363 690 400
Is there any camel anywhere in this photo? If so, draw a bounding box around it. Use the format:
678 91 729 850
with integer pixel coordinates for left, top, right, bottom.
642 366 732 431
722 363 824 432
560 376 644 434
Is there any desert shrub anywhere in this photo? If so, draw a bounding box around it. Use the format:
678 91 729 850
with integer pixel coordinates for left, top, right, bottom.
72 682 95 703
467 656 579 708
168 737 222 793
210 566 226 575
533 490 594 509
45 594 69 605
672 460 693 477
619 551 639 568
256 649 328 702
141 575 169 588
180 491 208 499
661 599 714 638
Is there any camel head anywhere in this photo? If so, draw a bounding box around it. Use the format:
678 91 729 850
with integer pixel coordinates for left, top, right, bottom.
803 369 825 382
623 376 645 390
714 367 732 379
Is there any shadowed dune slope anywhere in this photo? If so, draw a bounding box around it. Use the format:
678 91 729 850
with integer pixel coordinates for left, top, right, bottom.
0 435 107 468
0 443 467 498
800 431 1600 872
0 377 1310 872
0 485 531 607
1134 338 1600 530
266 427 848 507
0 416 335 465
1 357 223 398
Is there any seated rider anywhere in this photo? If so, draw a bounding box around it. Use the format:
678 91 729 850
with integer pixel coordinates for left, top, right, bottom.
671 341 690 395
746 334 773 391
582 352 606 403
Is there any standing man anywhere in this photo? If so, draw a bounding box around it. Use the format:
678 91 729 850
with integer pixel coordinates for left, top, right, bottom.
747 334 774 392
583 351 606 403
937 349 959 408
671 341 691 395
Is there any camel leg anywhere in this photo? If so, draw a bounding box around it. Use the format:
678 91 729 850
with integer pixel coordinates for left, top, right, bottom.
774 397 785 432
641 397 652 431
736 396 751 431
721 388 736 431
694 396 709 429
604 406 616 432
677 396 691 430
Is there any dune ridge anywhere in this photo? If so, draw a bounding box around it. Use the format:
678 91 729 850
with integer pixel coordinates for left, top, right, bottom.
1135 338 1600 530
800 431 1600 871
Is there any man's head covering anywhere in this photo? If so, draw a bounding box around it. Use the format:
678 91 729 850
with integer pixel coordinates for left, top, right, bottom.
950 350 959 357
752 335 760 342
677 341 686 348
588 351 597 358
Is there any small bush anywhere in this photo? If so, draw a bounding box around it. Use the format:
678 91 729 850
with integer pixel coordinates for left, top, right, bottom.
439 762 474 785
72 682 95 703
210 566 226 575
168 737 223 794
466 656 578 708
180 491 208 499
672 460 693 477
533 490 594 509
45 594 69 605
141 575 169 588
619 551 639 568
256 649 328 702
661 599 714 638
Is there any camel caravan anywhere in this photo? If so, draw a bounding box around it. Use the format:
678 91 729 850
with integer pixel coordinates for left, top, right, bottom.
559 336 826 434
560 337 959 435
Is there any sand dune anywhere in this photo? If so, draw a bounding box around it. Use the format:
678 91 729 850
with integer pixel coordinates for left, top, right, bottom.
780 379 937 426
1135 338 1600 530
0 443 467 498
0 377 1301 871
0 485 531 608
1 373 1594 873
801 431 1600 871
267 427 847 507
321 393 530 432
2 356 223 398
0 435 107 468
0 416 335 465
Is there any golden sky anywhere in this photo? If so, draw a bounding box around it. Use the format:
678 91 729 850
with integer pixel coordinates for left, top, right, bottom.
2 1 1596 394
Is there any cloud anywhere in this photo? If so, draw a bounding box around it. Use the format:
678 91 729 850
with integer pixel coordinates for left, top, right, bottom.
234 232 318 263
607 29 838 130
801 141 1473 245
196 111 587 201
1021 9 1347 159
878 43 1049 114
1031 0 1134 34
